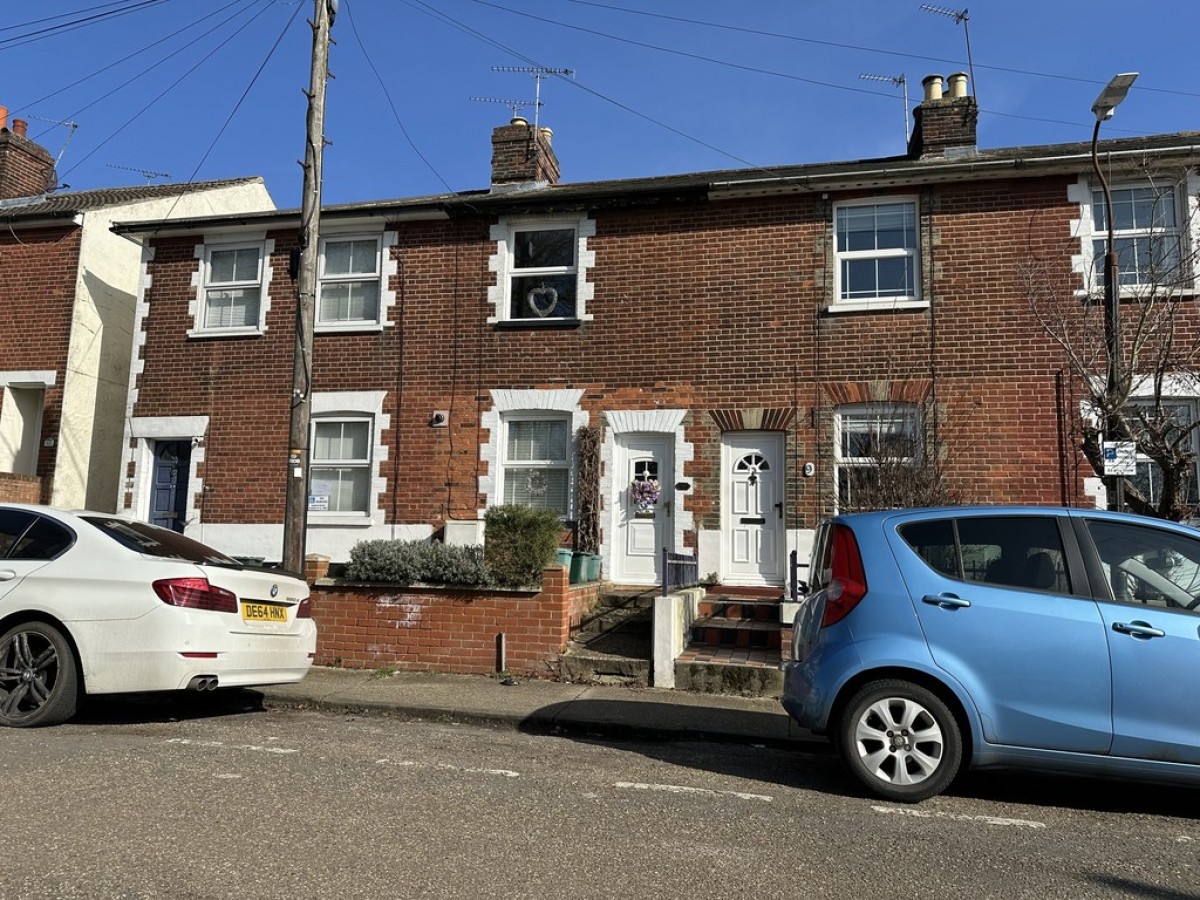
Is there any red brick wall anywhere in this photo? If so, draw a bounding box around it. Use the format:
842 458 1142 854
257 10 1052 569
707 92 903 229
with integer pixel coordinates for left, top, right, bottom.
0 225 80 486
310 565 601 676
132 170 1160 540
0 473 42 503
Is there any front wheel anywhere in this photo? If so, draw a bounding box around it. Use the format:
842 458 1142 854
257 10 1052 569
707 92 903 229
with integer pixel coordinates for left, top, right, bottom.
0 621 80 727
836 679 962 802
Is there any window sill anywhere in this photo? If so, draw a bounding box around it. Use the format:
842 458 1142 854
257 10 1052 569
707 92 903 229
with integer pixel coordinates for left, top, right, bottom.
493 318 583 330
825 299 929 314
186 327 265 340
315 323 386 335
308 514 374 527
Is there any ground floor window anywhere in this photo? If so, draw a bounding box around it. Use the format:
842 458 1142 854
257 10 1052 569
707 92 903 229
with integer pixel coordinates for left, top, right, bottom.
834 403 919 512
1124 399 1200 508
501 416 571 515
310 417 372 514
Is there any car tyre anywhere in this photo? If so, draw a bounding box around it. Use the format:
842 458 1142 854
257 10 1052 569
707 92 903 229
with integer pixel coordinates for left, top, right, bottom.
836 679 962 802
0 621 80 728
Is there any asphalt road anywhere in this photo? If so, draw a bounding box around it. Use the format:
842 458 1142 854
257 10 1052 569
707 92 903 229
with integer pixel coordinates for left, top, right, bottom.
2 696 1198 900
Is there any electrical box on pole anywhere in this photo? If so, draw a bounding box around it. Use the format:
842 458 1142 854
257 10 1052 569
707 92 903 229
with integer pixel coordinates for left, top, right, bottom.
282 0 335 574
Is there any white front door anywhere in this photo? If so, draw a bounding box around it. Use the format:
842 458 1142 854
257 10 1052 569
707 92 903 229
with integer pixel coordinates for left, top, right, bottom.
723 432 784 585
614 434 673 585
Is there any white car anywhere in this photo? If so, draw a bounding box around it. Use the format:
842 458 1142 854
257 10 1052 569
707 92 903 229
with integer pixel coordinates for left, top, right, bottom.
0 504 316 727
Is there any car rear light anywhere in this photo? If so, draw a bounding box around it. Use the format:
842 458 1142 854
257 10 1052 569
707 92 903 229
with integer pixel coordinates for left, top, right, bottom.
153 577 238 614
821 523 868 627
296 595 313 619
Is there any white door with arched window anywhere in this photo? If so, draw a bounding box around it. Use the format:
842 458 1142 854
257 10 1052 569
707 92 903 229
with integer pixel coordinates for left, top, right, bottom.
723 432 784 585
614 434 673 585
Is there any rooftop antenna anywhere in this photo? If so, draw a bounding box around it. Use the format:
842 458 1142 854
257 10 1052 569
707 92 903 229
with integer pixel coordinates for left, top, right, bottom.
470 96 539 121
860 73 909 142
25 113 79 166
920 5 976 102
107 163 172 183
489 66 574 131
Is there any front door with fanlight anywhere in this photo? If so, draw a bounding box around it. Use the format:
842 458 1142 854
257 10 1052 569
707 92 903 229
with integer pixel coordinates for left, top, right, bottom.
723 432 784 585
614 434 673 585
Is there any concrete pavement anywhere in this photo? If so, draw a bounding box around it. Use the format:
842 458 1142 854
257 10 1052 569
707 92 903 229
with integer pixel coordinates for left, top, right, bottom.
260 666 823 748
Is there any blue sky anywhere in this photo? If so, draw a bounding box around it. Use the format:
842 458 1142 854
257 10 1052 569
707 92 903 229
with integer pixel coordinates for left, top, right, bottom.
3 0 1197 208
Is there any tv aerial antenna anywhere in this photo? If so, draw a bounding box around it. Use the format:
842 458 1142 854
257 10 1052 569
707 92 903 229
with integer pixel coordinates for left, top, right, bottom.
488 66 574 131
860 73 909 142
920 5 977 101
25 113 79 166
107 163 172 183
470 97 539 121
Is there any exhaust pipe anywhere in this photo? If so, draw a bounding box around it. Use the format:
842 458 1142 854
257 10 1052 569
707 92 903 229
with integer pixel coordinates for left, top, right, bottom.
186 675 220 691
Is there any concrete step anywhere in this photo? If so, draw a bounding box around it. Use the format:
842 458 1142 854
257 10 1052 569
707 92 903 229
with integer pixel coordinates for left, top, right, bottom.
673 652 784 699
560 645 650 687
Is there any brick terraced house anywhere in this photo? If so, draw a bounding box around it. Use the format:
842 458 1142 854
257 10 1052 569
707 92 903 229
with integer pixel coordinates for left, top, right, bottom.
0 106 275 511
112 74 1200 586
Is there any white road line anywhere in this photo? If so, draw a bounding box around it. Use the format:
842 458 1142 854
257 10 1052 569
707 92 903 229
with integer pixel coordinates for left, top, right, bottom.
163 738 298 755
873 805 1046 829
375 759 521 778
615 782 773 802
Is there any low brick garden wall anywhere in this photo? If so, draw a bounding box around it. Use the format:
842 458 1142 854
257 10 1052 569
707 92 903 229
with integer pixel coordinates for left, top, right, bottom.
308 564 603 677
0 473 43 504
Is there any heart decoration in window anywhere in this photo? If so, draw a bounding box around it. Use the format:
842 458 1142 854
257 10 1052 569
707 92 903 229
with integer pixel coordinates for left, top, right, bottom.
526 286 559 318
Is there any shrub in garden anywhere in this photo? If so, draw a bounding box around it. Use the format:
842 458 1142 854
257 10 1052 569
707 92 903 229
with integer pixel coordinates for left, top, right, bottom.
484 504 561 588
345 539 489 586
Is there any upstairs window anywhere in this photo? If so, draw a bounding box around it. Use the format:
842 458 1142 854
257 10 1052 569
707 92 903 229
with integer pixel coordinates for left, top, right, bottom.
834 199 920 306
202 244 264 331
508 226 577 320
318 236 383 328
1093 184 1184 290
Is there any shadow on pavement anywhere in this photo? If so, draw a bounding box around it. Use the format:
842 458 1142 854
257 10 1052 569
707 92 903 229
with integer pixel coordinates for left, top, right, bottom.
69 688 269 727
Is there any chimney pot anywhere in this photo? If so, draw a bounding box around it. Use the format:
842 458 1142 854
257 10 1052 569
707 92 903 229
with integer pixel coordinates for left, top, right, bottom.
12 119 27 138
539 127 553 144
0 105 7 131
922 74 944 102
510 115 528 126
948 72 969 99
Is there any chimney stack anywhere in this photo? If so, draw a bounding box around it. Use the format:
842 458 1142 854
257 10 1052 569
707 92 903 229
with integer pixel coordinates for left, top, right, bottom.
0 104 58 199
490 116 560 188
907 73 978 159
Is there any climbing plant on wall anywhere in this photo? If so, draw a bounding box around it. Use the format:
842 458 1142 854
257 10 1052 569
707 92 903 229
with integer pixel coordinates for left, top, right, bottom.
575 425 601 553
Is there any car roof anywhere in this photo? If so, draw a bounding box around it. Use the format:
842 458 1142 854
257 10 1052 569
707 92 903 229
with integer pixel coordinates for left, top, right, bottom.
831 505 1199 532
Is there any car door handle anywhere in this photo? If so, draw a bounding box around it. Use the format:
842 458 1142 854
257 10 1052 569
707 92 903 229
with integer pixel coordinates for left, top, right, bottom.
0 569 16 582
1112 621 1166 639
922 593 971 609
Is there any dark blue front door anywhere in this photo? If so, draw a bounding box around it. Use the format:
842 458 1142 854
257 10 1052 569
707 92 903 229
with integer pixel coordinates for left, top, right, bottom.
151 441 191 532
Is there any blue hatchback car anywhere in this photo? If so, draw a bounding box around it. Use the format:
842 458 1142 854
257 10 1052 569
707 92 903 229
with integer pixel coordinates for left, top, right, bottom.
782 506 1200 802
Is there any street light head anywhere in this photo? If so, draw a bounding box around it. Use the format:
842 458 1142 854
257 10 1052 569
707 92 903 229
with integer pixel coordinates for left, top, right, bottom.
1091 72 1138 121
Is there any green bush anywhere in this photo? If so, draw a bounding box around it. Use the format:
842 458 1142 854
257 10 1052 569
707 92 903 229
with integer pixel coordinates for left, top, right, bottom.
345 539 489 586
484 504 562 588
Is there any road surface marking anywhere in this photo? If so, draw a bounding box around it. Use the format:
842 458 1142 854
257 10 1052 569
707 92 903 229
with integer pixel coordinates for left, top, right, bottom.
615 782 772 802
164 738 298 755
376 758 520 778
873 805 1046 829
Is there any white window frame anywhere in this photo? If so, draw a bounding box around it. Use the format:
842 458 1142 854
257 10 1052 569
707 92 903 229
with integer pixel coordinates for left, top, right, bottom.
833 403 919 512
309 416 374 517
498 413 573 517
307 391 389 526
316 232 393 332
1071 173 1200 300
1092 182 1187 294
487 216 596 323
191 241 269 336
1123 397 1200 509
830 197 923 313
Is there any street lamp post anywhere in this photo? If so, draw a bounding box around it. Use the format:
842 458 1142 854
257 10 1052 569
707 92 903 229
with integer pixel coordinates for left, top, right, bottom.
1090 72 1138 513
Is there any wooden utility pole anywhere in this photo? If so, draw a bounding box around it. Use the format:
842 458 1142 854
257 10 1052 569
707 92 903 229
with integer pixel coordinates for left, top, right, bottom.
282 0 335 573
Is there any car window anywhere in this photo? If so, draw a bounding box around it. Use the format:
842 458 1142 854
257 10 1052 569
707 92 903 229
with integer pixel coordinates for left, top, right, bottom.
958 516 1069 593
0 509 39 558
898 515 1070 593
8 516 75 560
1085 519 1200 612
897 519 959 578
82 517 239 565
808 523 832 591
